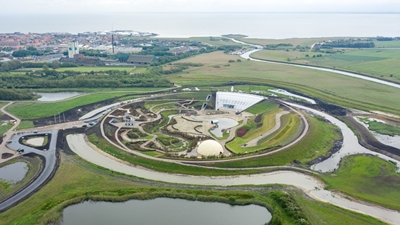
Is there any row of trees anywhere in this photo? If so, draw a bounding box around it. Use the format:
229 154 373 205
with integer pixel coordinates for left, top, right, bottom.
0 72 172 89
0 60 77 72
0 88 35 100
322 41 375 48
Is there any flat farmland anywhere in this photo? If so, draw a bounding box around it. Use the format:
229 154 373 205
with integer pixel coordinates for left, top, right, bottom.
251 48 400 82
168 51 400 114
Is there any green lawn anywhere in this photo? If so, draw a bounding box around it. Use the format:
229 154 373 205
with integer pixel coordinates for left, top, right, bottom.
209 115 341 168
0 123 13 136
7 93 135 119
16 121 35 130
374 40 400 48
322 155 400 211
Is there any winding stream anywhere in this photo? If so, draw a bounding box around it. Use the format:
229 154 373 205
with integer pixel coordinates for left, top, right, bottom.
231 39 400 89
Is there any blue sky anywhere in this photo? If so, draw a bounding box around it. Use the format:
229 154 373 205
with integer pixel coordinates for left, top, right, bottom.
2 0 400 14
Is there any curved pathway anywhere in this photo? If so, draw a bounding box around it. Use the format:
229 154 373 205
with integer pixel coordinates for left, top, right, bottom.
230 38 400 89
246 110 289 147
0 102 21 163
0 130 58 212
99 100 310 164
67 133 400 225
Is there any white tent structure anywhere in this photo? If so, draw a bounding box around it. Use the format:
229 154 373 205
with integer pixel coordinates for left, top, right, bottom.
215 92 265 111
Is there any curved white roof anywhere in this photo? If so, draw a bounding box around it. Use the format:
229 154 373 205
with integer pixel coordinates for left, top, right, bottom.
79 103 120 121
197 140 223 156
215 92 265 111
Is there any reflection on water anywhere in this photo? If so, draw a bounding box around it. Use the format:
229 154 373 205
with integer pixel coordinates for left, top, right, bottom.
36 92 82 102
0 162 28 183
282 102 400 172
61 198 271 225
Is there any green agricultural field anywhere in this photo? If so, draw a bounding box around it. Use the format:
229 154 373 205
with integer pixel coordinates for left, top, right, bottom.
322 155 400 211
209 115 341 168
251 48 400 83
245 100 278 115
374 40 400 48
235 36 346 47
7 93 135 119
168 51 400 115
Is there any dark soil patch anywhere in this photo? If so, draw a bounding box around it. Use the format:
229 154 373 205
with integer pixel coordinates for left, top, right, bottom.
254 114 262 123
1 153 14 159
0 114 13 120
237 128 249 137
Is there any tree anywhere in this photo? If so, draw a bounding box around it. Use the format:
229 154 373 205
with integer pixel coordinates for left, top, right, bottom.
42 64 49 70
52 60 60 69
1 63 9 72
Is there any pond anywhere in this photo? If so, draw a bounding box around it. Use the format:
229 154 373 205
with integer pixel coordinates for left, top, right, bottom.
0 162 28 183
191 116 238 138
60 198 271 225
36 92 82 102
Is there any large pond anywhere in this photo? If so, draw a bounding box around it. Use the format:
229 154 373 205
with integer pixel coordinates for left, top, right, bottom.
0 162 28 183
36 92 82 102
60 198 271 225
192 116 238 138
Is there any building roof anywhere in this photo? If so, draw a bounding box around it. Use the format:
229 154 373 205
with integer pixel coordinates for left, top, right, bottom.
126 55 156 64
215 92 265 111
197 140 223 156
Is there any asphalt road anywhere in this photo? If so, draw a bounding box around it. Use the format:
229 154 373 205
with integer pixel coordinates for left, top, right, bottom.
0 130 58 212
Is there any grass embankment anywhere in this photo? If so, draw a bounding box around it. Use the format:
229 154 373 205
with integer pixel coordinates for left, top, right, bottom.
227 107 292 153
6 93 135 120
0 153 383 225
258 113 301 147
245 100 278 115
170 51 400 116
0 156 43 202
0 124 12 136
322 155 400 211
88 133 264 176
15 121 35 130
210 115 341 168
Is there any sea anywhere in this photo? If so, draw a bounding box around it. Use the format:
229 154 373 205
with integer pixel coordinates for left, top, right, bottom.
0 13 399 38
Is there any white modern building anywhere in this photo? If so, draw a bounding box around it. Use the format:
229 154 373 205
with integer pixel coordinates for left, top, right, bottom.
68 41 79 58
215 92 265 111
